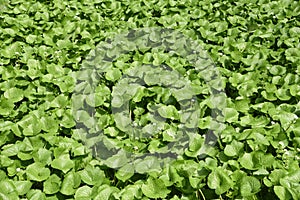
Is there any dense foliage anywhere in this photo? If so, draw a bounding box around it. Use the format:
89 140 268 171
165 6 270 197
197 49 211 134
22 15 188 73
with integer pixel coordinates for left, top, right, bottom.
0 0 299 199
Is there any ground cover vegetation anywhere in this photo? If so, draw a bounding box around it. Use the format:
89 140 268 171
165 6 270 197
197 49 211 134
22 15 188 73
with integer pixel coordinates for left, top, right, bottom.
0 0 299 199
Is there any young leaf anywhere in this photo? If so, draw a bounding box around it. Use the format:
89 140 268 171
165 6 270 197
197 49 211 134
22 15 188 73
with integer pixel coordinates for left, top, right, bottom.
26 163 50 182
0 179 18 199
3 87 24 103
43 174 61 195
51 154 75 173
116 163 134 182
224 140 244 157
274 186 292 200
12 181 31 196
222 108 239 123
240 176 261 197
32 148 52 165
134 156 161 174
103 150 128 169
79 165 106 186
141 177 171 198
94 185 120 200
74 186 92 200
0 98 14 116
157 105 179 119
105 68 122 82
26 189 46 200
60 171 81 196
207 168 233 195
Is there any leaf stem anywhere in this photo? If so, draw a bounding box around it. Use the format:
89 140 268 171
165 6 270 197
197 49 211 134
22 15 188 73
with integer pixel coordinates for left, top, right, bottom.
197 189 206 200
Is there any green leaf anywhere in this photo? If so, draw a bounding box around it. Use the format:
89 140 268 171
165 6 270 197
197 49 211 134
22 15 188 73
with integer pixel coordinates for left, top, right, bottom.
269 65 286 75
239 153 255 170
132 87 146 102
75 186 92 200
119 184 142 199
285 48 300 62
105 68 122 82
74 110 96 129
261 90 277 101
275 88 291 101
162 126 177 142
0 180 18 199
43 174 61 195
224 140 244 157
50 95 68 108
171 85 195 101
158 105 179 119
1 143 20 157
3 87 24 103
113 112 131 132
26 189 46 200
1 42 21 58
33 149 52 165
60 171 81 196
116 163 134 182
56 39 72 49
0 98 14 116
222 108 239 123
86 92 107 107
103 150 128 169
141 177 171 198
61 109 76 128
239 152 275 170
111 94 124 108
26 163 50 182
26 34 37 44
18 113 42 136
51 154 74 173
27 59 41 79
185 134 205 157
240 176 261 197
72 145 86 156
274 186 292 200
1 6 299 200
12 181 32 196
32 148 52 166
57 75 75 93
104 127 119 137
134 156 161 174
207 168 233 195
275 112 298 131
79 165 106 186
290 84 300 96
94 185 120 200
143 71 160 86
40 116 59 133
